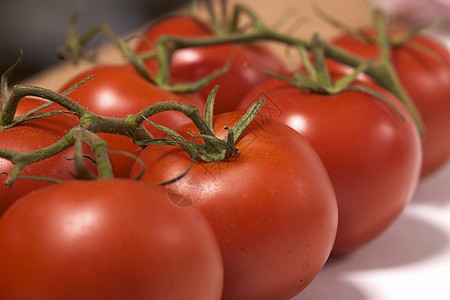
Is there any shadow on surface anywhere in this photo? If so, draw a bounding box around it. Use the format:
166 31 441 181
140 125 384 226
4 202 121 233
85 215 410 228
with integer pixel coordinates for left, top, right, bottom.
290 208 449 299
293 276 368 300
412 162 450 207
329 212 449 270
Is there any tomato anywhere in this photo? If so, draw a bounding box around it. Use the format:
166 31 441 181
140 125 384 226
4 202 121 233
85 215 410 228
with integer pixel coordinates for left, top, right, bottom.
0 98 95 216
129 112 338 300
0 179 223 300
237 77 422 254
330 31 450 177
59 64 205 177
1 96 47 116
135 15 286 114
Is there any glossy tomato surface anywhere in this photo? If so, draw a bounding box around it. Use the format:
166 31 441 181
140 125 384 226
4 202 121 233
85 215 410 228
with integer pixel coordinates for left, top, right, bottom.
331 31 450 177
0 98 95 216
0 179 223 300
130 112 338 300
59 64 205 177
238 78 422 254
135 15 286 114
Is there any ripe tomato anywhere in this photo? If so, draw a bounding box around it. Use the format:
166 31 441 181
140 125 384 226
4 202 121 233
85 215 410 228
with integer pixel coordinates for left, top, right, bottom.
0 179 223 300
330 31 450 177
129 112 338 300
1 96 47 116
59 64 205 177
135 15 286 114
238 78 422 254
0 98 95 216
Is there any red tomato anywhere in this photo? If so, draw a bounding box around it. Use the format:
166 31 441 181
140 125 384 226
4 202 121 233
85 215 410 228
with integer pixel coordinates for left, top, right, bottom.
0 98 95 216
1 96 47 116
129 112 338 300
59 64 205 177
135 15 286 114
237 78 422 254
0 179 223 300
330 31 450 177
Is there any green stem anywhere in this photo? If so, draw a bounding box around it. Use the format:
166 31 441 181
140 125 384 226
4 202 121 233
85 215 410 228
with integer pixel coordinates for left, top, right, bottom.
0 85 154 143
0 127 115 187
4 85 90 123
75 129 114 179
59 19 153 83
311 34 332 88
138 50 158 62
154 37 174 87
372 9 424 135
96 23 153 82
137 100 214 137
1 50 24 112
0 84 223 147
220 0 229 30
1 128 76 188
205 0 219 29
0 84 222 146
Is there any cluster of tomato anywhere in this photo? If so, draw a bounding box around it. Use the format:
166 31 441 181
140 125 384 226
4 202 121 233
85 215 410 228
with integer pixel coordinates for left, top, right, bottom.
0 2 449 300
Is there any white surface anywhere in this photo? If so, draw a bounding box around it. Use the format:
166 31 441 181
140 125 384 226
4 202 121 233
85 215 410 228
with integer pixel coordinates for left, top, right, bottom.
294 160 450 300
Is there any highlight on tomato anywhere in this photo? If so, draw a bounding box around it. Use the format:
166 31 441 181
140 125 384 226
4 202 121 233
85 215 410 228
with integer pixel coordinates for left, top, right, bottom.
130 109 338 300
0 179 224 300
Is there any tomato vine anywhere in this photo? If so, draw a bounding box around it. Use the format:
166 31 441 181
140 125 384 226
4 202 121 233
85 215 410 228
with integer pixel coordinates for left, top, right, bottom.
56 1 424 134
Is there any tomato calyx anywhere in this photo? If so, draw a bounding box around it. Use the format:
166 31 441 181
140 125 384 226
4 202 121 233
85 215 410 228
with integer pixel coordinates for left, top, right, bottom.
188 0 232 36
316 5 441 135
139 85 264 162
187 0 259 37
249 35 406 120
296 36 376 95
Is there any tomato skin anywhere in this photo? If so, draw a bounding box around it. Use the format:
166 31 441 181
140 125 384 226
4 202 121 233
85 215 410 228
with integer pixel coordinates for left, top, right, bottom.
130 113 338 300
59 64 205 177
0 98 95 216
135 16 286 114
238 78 422 254
330 32 450 177
0 179 223 300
